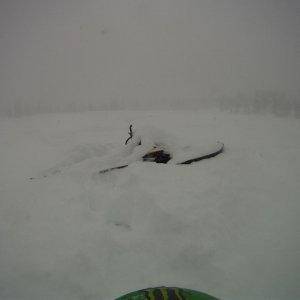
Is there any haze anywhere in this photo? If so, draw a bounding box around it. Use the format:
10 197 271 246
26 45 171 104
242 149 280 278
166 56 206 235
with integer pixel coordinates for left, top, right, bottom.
0 0 299 116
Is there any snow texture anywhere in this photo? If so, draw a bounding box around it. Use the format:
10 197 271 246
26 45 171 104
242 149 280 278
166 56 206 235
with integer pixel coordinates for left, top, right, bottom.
0 110 299 300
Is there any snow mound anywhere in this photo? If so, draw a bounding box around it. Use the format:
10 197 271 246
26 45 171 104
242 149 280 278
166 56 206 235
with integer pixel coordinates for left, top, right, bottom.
37 124 224 178
102 125 223 170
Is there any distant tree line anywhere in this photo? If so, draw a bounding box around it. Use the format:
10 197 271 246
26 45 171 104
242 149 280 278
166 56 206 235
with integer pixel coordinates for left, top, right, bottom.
216 90 299 118
1 90 299 118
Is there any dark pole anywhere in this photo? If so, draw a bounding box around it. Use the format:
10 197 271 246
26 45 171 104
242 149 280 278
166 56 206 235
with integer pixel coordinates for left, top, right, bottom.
125 124 133 145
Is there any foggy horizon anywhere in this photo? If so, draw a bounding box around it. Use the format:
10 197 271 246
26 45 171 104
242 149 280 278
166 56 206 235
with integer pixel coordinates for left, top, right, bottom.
0 0 299 116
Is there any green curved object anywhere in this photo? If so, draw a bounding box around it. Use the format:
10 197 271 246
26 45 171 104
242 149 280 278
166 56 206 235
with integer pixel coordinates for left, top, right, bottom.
115 287 219 300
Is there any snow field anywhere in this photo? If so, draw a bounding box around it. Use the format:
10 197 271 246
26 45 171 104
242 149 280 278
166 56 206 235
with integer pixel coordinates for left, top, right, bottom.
0 110 299 300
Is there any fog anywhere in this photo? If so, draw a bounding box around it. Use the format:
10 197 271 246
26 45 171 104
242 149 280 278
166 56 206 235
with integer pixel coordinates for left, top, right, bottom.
0 0 299 116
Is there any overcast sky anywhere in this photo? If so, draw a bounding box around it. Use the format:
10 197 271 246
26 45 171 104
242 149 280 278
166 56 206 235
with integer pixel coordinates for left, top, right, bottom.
0 0 299 113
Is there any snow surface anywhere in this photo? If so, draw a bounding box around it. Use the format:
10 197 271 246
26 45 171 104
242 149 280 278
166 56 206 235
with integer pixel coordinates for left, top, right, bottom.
0 110 299 300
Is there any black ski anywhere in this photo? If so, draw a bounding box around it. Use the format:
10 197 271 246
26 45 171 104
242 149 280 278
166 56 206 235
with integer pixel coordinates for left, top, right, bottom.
99 164 129 174
179 142 224 164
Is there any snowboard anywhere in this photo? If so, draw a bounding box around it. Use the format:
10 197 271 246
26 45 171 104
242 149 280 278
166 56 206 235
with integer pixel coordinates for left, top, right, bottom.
99 142 224 174
115 287 219 300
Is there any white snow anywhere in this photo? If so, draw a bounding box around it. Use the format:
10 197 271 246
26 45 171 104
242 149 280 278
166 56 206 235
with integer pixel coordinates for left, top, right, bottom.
0 110 299 300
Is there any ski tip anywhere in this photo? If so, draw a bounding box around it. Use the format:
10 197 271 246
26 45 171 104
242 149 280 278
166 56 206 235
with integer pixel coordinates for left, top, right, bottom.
217 141 225 152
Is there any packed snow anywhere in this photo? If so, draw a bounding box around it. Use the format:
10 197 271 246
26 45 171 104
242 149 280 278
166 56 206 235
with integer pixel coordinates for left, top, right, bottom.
0 110 299 300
